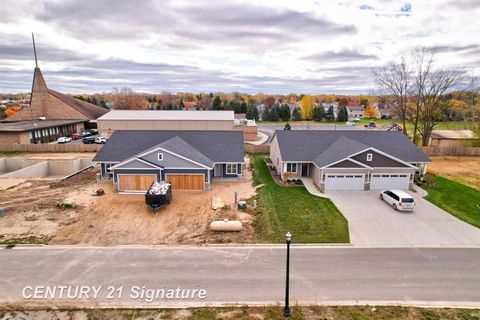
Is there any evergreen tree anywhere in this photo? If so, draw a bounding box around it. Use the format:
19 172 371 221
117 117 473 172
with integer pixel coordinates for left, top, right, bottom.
178 99 184 110
337 106 349 122
212 96 222 110
252 106 259 121
262 108 270 121
279 104 291 121
166 103 173 110
246 105 255 120
222 99 229 110
292 107 301 121
313 106 325 121
269 106 279 121
99 99 108 109
325 106 335 122
240 102 247 114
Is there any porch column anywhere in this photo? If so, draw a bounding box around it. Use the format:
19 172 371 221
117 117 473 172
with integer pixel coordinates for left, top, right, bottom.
421 163 428 176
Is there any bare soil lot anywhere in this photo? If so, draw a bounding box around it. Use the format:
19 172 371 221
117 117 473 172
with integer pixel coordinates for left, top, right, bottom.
429 156 480 190
0 158 257 245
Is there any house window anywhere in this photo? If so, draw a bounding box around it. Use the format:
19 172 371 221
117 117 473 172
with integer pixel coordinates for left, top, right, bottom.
158 153 163 161
286 163 297 173
366 153 373 162
105 163 115 172
226 164 238 174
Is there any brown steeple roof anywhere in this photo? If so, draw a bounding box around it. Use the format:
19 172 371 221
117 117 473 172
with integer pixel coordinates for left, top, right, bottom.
47 89 109 119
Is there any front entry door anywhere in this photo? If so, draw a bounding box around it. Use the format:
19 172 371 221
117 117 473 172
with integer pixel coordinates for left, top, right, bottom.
301 163 309 177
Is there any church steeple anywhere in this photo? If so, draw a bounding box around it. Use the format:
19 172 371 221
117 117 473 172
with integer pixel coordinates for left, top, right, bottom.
29 33 49 118
32 32 38 68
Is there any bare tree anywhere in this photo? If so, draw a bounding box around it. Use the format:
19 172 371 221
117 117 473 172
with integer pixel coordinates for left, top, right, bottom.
373 56 411 135
417 67 465 145
111 87 148 110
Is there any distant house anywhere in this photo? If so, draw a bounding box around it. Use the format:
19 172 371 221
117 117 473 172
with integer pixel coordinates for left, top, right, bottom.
321 102 339 117
93 130 244 192
346 104 364 120
429 130 477 147
377 102 393 119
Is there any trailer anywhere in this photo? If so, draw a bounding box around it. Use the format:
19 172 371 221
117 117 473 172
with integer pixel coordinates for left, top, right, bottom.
145 181 172 213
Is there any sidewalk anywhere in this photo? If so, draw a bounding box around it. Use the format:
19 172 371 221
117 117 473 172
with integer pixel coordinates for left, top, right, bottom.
300 177 330 198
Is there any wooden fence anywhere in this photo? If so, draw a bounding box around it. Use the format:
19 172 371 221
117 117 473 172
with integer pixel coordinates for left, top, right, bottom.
421 146 480 156
0 143 103 153
244 144 270 154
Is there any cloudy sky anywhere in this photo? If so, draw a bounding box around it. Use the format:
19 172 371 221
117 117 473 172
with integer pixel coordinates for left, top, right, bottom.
0 0 479 94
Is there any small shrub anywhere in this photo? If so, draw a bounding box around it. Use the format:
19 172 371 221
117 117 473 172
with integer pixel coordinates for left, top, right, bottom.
55 201 76 209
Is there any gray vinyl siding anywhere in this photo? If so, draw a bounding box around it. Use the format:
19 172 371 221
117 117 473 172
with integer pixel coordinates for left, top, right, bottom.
222 163 242 178
351 150 409 167
329 160 363 168
142 151 207 169
115 158 159 169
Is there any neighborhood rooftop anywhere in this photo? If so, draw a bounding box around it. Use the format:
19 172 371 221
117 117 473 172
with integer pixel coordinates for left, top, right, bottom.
93 130 244 163
274 130 431 164
97 110 235 121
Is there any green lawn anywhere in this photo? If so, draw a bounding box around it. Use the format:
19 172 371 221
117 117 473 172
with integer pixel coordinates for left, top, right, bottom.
249 154 349 243
424 175 480 229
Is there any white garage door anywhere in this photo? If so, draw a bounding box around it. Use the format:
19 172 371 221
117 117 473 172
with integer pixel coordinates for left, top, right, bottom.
325 174 365 191
370 173 410 190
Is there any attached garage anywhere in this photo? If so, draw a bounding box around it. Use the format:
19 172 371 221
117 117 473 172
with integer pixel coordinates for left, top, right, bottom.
324 174 365 191
370 173 410 190
165 174 205 190
118 174 157 192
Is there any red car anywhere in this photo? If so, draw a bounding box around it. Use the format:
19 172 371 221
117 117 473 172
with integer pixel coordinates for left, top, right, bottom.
70 133 81 140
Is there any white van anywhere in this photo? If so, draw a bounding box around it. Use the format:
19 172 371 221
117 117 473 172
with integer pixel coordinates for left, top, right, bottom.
380 190 415 211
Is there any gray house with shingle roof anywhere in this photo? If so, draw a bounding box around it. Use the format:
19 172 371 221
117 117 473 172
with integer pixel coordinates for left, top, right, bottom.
93 130 244 192
270 130 430 192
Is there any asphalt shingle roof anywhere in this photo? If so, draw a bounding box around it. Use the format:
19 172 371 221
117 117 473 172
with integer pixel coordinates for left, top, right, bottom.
93 130 244 163
275 130 430 164
48 89 109 119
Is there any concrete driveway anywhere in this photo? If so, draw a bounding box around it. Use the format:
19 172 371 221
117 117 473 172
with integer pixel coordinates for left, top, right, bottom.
328 190 480 247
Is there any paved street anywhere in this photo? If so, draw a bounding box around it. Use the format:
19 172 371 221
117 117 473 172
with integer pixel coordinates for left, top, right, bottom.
328 191 480 247
0 246 479 308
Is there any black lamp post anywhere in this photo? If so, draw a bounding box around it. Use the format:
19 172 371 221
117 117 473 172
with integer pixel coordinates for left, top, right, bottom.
283 231 292 317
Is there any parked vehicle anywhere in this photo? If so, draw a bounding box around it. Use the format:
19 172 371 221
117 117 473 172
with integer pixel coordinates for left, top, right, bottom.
95 136 108 144
80 131 93 138
70 133 81 140
380 190 415 211
82 136 96 144
145 181 172 213
57 137 72 144
90 129 99 134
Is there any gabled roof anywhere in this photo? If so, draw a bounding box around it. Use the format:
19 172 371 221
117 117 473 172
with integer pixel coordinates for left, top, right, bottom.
93 130 244 163
313 136 370 167
137 136 214 168
48 89 109 119
274 130 430 165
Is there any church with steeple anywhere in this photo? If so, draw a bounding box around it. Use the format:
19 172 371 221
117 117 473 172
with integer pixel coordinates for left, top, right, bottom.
0 34 109 144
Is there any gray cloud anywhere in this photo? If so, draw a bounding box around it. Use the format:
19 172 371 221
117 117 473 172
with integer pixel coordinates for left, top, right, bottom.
302 49 377 62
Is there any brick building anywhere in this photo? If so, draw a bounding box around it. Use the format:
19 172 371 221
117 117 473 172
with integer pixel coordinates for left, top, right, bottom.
0 66 109 144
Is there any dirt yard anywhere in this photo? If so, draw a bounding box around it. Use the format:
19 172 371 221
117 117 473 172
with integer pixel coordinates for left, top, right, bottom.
0 157 258 245
428 156 480 190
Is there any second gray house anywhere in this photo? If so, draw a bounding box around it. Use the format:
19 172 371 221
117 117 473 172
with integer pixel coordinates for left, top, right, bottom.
270 130 430 191
93 130 244 192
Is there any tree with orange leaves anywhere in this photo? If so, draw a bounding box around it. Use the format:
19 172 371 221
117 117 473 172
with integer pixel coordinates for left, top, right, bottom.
364 106 379 119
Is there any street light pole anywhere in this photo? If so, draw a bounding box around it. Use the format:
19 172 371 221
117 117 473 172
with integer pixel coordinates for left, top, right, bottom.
283 231 292 317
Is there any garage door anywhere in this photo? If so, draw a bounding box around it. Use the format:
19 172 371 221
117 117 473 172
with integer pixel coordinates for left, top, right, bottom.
325 174 365 191
370 173 410 190
166 174 204 190
118 174 157 192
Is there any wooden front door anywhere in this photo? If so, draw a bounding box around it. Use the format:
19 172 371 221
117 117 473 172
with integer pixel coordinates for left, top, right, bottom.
166 174 204 190
118 174 157 192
